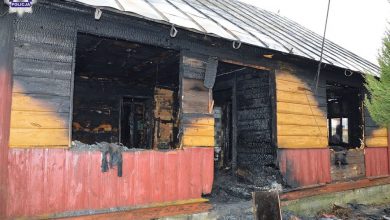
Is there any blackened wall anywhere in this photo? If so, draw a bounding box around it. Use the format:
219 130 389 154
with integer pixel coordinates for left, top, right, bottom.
9 6 75 147
236 69 275 168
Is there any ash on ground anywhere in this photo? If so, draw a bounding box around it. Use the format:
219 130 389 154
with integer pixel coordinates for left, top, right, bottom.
208 165 285 203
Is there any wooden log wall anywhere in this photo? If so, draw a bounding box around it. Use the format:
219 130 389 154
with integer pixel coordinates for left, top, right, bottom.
275 66 328 149
236 70 275 167
9 10 76 148
180 53 214 147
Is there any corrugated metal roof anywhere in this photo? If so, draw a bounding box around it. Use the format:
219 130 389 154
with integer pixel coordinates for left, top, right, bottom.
71 0 380 76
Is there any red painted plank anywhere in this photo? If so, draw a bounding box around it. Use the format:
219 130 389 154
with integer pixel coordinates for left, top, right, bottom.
45 149 66 214
88 151 102 210
119 153 135 207
178 149 191 200
201 148 214 194
150 151 165 203
7 149 28 217
134 151 151 205
164 151 179 202
67 151 88 210
365 147 389 177
6 147 215 218
190 148 202 198
278 148 331 187
28 149 45 215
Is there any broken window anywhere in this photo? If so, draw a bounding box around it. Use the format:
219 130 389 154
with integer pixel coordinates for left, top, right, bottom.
327 82 363 148
72 33 180 149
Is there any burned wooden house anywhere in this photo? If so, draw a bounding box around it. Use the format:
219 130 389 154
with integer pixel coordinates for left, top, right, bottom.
0 0 389 218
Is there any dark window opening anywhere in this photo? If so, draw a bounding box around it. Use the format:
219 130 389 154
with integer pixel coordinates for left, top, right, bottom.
72 33 180 149
327 82 363 149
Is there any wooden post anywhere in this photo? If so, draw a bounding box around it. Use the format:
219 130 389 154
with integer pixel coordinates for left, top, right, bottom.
179 51 215 148
0 9 14 218
252 191 282 220
232 73 237 172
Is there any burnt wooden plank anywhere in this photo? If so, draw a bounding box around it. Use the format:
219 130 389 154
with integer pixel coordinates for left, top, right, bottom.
13 76 71 96
15 22 75 48
182 114 214 126
181 78 209 114
9 128 69 147
14 41 73 63
253 191 281 220
232 73 238 171
11 93 70 113
10 110 69 129
13 58 72 80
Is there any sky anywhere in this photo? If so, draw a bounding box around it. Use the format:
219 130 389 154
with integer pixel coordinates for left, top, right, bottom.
239 0 390 65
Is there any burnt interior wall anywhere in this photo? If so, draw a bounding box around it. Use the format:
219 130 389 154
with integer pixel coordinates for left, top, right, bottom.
72 75 154 143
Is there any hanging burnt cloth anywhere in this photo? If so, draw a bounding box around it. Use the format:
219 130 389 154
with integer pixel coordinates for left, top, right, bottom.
100 142 123 177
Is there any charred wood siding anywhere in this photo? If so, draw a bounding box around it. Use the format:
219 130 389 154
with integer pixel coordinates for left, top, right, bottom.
9 8 76 147
275 67 328 148
180 52 214 147
236 70 275 167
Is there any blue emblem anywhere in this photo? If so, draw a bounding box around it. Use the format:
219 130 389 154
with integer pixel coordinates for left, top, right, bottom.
9 0 32 8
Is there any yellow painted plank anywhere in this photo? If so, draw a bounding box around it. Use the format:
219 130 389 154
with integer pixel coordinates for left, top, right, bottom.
277 101 326 117
365 137 388 147
276 78 311 93
182 117 215 126
276 79 326 96
276 90 325 106
183 125 214 136
277 113 327 127
365 127 388 137
278 124 328 137
277 135 328 149
183 135 214 147
9 128 69 147
11 93 69 112
10 111 69 129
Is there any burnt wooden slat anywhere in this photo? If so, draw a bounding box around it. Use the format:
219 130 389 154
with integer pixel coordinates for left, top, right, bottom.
13 76 71 97
13 58 72 80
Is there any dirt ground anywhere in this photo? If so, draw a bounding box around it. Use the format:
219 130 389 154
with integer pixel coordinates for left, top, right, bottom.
284 203 390 220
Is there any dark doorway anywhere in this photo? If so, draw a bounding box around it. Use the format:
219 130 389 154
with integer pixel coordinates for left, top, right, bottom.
120 97 153 148
213 62 275 171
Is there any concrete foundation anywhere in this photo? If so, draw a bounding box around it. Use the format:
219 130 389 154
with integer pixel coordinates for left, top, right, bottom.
282 183 390 217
